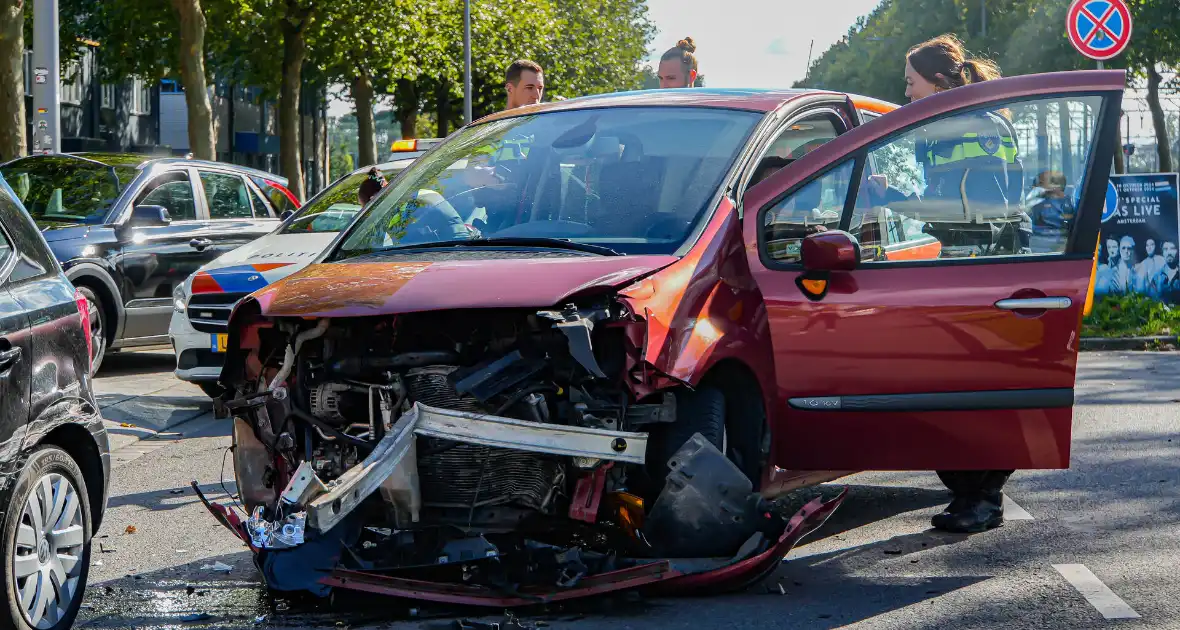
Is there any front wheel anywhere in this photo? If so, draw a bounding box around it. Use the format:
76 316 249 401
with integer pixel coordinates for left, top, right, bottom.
1 447 92 630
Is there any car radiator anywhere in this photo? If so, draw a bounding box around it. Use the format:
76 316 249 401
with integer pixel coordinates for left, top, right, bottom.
405 367 564 513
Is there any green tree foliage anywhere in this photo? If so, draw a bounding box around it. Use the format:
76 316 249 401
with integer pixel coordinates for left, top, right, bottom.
799 0 1177 174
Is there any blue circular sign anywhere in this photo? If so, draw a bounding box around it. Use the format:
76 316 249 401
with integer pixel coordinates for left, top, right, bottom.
1101 180 1119 223
1067 0 1132 61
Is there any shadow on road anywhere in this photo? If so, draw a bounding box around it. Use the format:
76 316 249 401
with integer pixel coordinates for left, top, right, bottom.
96 350 176 379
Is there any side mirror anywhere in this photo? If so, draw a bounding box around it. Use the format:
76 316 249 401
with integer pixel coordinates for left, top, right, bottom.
130 205 172 227
796 230 860 302
800 229 860 272
280 209 295 221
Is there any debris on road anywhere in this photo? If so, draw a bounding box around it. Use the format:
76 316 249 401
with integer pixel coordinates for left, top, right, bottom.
124 525 137 534
200 561 234 573
180 612 213 623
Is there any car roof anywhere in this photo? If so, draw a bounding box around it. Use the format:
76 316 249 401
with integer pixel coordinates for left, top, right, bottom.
475 88 854 125
64 152 288 186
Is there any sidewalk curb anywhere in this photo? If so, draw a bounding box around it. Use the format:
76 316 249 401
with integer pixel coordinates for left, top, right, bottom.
1080 336 1179 351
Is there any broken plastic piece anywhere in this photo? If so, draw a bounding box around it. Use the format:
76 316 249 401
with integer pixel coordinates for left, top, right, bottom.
569 464 612 523
641 433 764 558
201 562 233 573
247 506 307 550
279 461 328 507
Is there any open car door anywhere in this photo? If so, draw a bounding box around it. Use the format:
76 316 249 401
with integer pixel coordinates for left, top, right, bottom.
742 70 1125 474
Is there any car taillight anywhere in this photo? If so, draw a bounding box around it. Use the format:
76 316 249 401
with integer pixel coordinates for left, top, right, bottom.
74 289 93 363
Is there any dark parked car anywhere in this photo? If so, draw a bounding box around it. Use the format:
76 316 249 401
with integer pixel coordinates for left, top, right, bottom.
0 153 298 372
0 172 110 630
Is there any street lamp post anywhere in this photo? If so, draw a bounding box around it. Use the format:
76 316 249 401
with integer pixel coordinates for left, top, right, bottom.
31 0 61 154
463 0 472 126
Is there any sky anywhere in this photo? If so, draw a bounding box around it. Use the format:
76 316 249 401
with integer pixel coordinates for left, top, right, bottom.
329 0 884 118
641 0 883 88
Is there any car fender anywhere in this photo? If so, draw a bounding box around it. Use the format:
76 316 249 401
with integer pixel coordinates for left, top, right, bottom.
65 262 126 341
617 198 776 399
21 396 109 531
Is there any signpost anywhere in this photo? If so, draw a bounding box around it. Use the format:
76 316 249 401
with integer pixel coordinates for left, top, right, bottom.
31 0 61 154
1066 0 1132 68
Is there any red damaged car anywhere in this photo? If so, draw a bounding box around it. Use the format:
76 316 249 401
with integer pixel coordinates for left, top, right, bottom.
203 71 1125 604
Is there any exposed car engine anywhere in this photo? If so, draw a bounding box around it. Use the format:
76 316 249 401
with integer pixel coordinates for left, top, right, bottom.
206 296 831 601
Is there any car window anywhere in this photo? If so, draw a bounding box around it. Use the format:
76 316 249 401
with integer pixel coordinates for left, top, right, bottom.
0 226 11 270
250 176 298 215
762 160 855 263
200 171 254 219
281 165 408 234
247 184 273 217
338 107 762 258
748 113 844 191
851 95 1102 261
137 172 197 221
0 156 137 225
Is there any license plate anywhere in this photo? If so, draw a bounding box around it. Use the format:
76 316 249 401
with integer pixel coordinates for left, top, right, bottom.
211 334 228 353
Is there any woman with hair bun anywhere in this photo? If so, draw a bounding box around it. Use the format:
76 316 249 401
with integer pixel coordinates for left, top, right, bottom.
657 37 699 88
895 34 1024 536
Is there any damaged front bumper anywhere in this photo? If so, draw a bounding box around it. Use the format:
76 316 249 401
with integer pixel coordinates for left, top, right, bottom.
197 401 845 604
299 402 649 534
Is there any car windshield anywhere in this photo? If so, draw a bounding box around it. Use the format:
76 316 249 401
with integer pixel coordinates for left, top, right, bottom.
281 163 409 234
0 156 137 224
335 107 762 258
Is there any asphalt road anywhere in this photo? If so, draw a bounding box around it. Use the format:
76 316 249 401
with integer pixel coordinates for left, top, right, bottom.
74 351 1179 630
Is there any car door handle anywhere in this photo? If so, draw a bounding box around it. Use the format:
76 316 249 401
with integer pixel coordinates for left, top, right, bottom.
0 346 21 374
994 297 1072 310
189 238 213 250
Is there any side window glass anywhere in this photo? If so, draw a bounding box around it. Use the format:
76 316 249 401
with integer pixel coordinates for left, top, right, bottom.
853 95 1102 262
750 114 842 189
200 172 254 219
762 160 854 263
247 185 273 217
250 176 297 216
0 228 12 269
138 173 197 221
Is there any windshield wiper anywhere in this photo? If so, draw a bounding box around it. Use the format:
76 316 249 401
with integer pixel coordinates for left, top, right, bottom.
371 236 621 257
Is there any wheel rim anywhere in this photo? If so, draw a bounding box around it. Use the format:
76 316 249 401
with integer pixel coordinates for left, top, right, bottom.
13 473 84 629
85 296 104 372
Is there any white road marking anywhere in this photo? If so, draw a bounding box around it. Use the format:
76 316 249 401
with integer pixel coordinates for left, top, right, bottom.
1053 564 1141 620
1002 493 1034 520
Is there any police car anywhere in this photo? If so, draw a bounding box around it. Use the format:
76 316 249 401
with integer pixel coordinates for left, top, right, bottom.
168 142 440 394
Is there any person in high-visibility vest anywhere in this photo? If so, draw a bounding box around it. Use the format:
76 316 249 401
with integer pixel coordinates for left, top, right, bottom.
904 34 1022 534
867 35 1027 254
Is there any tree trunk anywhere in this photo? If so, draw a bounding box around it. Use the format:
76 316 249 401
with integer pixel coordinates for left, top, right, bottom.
279 3 308 201
395 78 418 140
0 0 26 161
351 72 376 167
1145 64 1172 174
1057 101 1073 183
171 0 215 160
436 80 451 138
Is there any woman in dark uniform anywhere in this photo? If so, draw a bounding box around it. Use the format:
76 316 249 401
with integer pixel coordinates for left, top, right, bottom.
902 35 1021 534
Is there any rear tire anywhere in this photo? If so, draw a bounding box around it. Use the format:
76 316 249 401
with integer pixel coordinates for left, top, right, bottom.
75 287 107 376
1 447 92 630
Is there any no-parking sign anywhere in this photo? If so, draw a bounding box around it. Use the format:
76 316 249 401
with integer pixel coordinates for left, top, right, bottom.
1066 0 1132 61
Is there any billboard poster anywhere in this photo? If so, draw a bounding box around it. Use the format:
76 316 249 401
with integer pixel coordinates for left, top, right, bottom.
1095 173 1180 304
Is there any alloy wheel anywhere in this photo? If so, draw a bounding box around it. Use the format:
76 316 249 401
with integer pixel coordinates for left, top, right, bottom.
12 473 84 629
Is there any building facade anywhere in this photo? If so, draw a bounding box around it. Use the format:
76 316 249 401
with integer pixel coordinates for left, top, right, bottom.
22 44 329 197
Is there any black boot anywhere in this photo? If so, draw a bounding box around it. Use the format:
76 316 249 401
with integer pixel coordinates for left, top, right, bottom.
931 491 1004 533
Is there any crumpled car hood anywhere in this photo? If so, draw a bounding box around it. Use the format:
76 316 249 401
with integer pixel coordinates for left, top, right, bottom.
249 255 679 317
